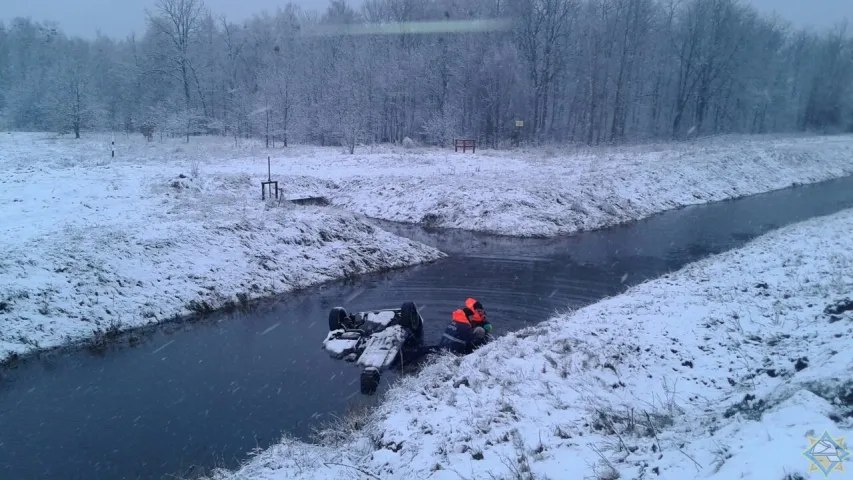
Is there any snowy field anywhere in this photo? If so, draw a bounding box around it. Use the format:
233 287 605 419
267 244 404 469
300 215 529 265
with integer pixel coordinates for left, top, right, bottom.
210 208 853 480
47 131 853 238
0 133 444 361
323 134 853 236
3 131 853 361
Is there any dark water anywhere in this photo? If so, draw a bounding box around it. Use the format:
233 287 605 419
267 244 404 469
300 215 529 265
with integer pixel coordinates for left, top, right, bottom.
2 176 853 479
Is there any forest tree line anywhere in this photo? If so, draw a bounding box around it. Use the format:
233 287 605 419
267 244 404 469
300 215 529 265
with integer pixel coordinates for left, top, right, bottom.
1 0 852 149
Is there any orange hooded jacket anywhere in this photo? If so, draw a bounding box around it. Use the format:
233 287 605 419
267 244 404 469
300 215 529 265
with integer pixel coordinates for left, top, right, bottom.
465 297 486 323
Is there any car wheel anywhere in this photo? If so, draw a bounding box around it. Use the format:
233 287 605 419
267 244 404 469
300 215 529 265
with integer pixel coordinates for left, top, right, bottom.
399 301 423 334
328 307 349 331
360 367 380 395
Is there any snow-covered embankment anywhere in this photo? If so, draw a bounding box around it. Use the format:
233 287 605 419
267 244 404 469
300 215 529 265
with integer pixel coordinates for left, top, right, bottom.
327 135 853 236
215 207 853 480
0 134 444 362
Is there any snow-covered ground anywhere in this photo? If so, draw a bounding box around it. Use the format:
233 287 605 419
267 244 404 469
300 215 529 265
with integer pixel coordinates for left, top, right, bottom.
321 135 853 236
0 133 443 361
52 132 852 238
210 207 853 480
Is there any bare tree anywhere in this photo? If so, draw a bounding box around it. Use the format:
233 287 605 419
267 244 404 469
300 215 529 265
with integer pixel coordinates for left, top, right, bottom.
2 0 853 147
513 0 579 141
146 0 207 142
45 40 98 138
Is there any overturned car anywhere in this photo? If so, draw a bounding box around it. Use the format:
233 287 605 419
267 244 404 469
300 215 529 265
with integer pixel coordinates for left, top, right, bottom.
322 301 425 395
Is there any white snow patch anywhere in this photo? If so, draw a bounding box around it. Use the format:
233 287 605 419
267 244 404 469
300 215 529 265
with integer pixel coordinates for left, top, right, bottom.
210 207 853 480
322 333 360 358
0 133 444 361
366 310 396 327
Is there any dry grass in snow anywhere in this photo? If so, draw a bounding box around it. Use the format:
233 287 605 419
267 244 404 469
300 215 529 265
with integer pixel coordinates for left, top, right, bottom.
208 207 853 480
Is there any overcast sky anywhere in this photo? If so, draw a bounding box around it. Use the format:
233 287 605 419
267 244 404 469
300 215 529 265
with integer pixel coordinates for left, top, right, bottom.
2 0 852 39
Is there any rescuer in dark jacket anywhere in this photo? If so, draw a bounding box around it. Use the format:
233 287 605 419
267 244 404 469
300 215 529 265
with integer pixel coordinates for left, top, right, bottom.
438 304 492 354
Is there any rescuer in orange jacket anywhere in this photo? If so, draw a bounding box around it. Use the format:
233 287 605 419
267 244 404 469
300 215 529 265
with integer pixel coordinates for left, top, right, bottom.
438 299 492 354
465 298 490 326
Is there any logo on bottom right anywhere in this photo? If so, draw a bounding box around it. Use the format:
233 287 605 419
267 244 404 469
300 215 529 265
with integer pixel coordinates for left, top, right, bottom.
803 431 850 477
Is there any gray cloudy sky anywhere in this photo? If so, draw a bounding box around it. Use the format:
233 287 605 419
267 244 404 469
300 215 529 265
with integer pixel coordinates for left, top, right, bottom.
2 0 852 39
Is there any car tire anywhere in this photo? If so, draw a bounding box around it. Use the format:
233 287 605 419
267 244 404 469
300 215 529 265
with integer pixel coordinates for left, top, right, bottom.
328 307 349 331
399 301 423 335
360 367 380 395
